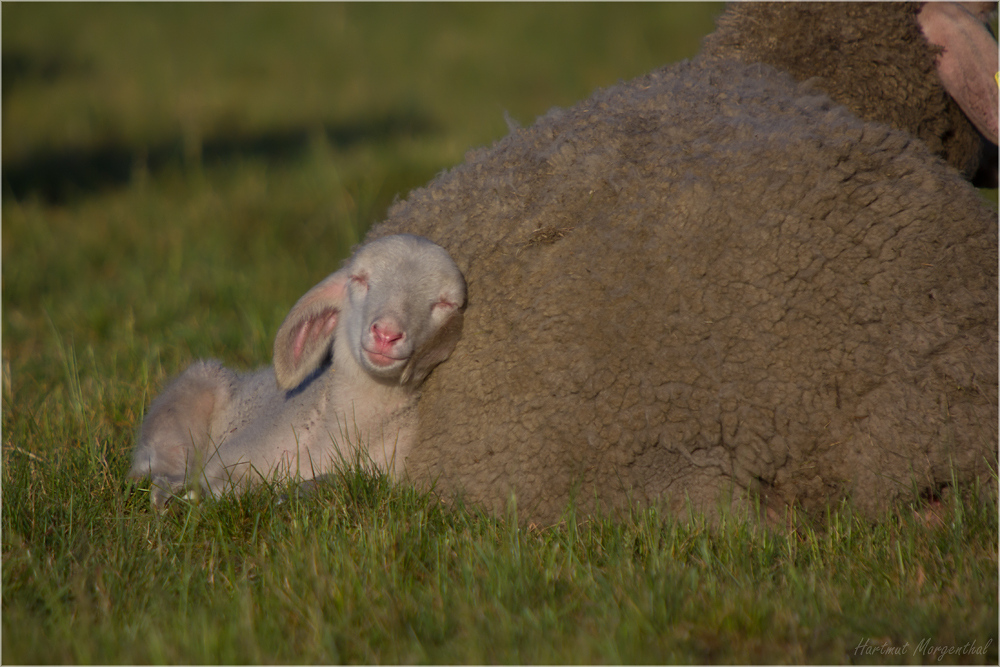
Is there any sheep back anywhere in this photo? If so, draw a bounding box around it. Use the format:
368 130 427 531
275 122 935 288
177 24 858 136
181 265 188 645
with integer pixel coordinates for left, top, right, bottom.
370 56 998 524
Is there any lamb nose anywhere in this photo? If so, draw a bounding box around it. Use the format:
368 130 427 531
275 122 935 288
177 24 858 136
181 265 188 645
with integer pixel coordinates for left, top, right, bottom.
372 324 403 345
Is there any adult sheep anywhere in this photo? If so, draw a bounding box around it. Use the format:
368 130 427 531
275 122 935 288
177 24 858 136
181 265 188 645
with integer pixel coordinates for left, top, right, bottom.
368 2 999 523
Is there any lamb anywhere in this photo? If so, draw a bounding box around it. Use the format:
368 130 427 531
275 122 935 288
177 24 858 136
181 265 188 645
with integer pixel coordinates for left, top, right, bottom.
128 234 467 509
364 2 999 524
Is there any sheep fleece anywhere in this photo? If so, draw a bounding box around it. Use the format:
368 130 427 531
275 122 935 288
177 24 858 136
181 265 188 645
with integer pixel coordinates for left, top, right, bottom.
370 58 998 523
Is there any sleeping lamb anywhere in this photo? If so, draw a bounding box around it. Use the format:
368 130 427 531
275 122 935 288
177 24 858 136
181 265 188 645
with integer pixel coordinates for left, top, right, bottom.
129 234 466 508
367 2 999 523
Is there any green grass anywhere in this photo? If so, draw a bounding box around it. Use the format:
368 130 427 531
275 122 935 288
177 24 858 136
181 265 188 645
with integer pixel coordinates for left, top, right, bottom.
3 3 997 663
4 449 998 663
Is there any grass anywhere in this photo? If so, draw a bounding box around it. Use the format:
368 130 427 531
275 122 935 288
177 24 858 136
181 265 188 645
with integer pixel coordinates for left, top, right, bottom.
4 448 998 663
2 3 997 663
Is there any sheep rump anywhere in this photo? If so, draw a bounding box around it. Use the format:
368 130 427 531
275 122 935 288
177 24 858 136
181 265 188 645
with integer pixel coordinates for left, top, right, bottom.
371 6 998 523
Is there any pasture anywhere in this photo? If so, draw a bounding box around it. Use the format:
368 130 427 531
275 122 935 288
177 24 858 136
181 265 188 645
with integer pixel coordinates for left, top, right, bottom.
3 4 997 663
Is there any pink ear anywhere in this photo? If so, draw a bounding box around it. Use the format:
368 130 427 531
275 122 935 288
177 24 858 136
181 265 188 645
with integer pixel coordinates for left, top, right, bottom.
290 308 339 366
273 269 350 390
919 2 999 143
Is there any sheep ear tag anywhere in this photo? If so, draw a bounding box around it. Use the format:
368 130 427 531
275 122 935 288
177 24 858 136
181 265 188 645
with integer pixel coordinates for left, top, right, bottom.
273 269 351 390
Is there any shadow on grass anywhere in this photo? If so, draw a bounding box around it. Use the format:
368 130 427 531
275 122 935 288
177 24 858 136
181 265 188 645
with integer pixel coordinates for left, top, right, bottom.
2 110 439 205
2 49 92 98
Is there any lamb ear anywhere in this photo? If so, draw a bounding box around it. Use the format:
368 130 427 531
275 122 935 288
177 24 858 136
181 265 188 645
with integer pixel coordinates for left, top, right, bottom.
400 308 465 387
919 2 999 143
273 269 351 390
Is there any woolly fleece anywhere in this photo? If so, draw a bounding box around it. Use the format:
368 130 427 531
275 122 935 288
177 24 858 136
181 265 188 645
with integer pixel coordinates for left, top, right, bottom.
368 4 998 523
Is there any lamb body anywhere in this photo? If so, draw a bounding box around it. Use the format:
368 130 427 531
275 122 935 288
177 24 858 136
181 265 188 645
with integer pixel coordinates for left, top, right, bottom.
369 3 999 523
129 234 466 508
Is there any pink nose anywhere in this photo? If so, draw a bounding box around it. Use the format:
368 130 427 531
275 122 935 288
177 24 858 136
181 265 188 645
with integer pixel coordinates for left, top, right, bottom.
372 323 403 348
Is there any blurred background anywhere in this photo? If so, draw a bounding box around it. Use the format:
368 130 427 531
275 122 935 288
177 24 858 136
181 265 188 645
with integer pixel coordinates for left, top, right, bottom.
2 4 725 455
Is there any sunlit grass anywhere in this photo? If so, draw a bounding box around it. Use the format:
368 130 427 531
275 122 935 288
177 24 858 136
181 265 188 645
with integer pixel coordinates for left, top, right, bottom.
4 438 997 663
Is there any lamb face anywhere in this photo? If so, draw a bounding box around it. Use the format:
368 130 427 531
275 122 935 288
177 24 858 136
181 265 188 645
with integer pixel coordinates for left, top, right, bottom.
274 235 466 393
340 235 467 385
